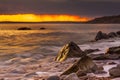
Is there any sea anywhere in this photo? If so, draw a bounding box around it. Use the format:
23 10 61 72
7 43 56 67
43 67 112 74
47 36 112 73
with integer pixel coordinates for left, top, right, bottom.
0 23 120 55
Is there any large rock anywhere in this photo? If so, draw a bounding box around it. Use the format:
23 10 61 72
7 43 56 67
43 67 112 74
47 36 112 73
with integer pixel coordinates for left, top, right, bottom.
95 31 109 41
61 56 97 75
55 42 84 62
106 46 120 54
109 64 120 78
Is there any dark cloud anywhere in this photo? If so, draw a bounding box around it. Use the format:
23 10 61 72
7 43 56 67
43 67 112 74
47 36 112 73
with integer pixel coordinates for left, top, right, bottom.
0 0 120 17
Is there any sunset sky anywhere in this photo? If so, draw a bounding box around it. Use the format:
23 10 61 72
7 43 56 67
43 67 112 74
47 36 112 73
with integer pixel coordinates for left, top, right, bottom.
0 0 120 22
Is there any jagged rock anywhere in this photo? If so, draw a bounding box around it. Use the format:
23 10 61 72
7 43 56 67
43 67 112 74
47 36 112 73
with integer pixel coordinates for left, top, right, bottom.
109 65 120 78
95 31 109 41
55 42 84 62
108 32 117 38
84 49 100 54
47 76 60 80
106 46 120 54
61 56 97 75
63 73 79 80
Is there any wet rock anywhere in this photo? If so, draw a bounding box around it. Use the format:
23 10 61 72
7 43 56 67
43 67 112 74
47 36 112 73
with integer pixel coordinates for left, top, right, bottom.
90 54 120 60
24 72 37 78
95 31 109 41
109 65 120 78
80 76 111 80
55 42 84 62
106 46 120 54
40 27 46 30
89 54 107 60
10 69 26 74
76 70 87 77
108 62 117 65
61 56 97 75
94 70 107 74
84 49 100 54
116 31 120 35
47 76 60 80
17 27 32 30
108 32 117 38
63 73 79 80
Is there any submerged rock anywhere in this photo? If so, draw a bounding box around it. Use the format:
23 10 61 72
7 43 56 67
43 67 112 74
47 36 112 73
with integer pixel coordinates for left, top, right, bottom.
109 64 120 78
17 27 32 30
95 31 109 41
40 27 46 30
55 42 84 62
61 56 97 75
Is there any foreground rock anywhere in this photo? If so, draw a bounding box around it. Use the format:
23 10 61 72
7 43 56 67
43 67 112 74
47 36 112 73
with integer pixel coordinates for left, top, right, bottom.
55 42 84 62
95 31 108 41
109 64 120 78
17 27 32 30
61 56 97 75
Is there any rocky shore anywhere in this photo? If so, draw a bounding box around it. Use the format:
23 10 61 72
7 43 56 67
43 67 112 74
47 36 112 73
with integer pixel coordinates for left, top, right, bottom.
0 31 119 80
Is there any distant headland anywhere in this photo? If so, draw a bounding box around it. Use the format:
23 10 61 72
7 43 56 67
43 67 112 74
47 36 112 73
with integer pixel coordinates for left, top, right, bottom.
0 14 120 24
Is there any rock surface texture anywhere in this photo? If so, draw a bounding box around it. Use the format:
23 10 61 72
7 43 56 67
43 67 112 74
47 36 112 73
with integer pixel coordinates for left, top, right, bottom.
61 56 97 75
55 42 84 62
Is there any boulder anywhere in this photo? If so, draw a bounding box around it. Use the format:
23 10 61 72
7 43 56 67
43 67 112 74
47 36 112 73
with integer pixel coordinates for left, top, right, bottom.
106 46 120 54
55 42 84 62
108 32 117 38
109 65 120 78
95 31 109 41
61 56 97 75
63 73 79 80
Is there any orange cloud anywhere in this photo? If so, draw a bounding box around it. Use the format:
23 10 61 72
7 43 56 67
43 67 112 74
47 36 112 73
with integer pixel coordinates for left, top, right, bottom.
0 14 89 22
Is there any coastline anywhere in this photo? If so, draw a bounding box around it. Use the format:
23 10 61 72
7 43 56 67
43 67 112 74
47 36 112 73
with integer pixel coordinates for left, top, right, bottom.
0 38 119 80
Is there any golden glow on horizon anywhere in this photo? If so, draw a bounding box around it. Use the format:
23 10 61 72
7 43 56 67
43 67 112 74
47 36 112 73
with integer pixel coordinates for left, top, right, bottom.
0 14 89 22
